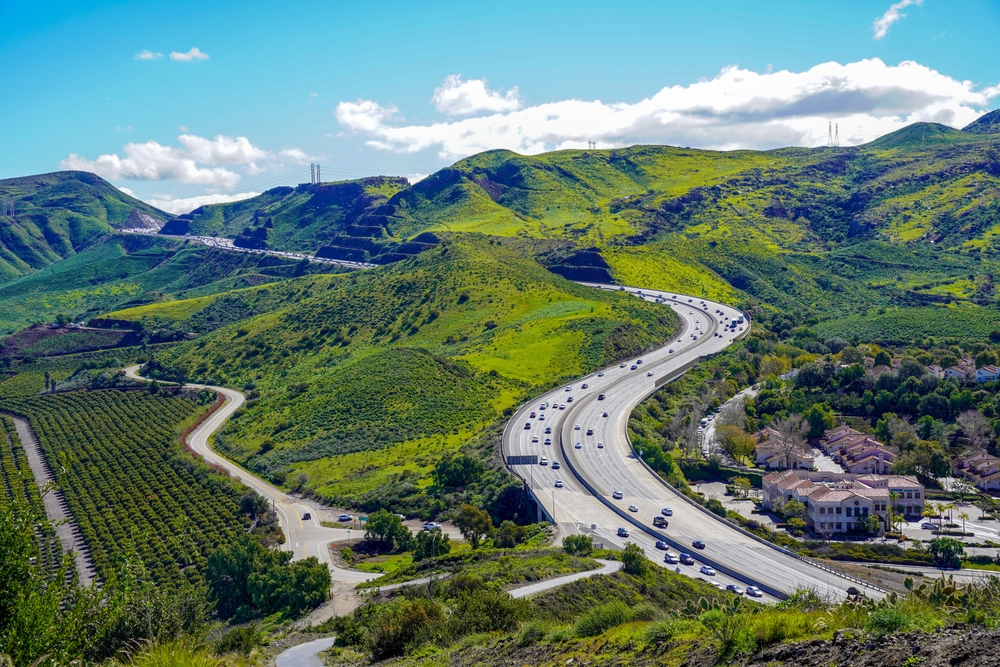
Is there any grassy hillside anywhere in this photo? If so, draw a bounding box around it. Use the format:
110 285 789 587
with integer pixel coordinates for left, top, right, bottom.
0 171 166 282
0 233 347 334
147 235 679 503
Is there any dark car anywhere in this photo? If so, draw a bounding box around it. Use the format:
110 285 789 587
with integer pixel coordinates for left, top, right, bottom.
653 516 668 528
617 527 630 538
692 540 706 549
552 461 561 470
654 540 668 550
302 513 311 521
679 553 695 565
598 393 605 400
524 422 531 430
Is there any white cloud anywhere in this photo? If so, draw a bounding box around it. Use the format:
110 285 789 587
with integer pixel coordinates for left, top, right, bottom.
177 134 270 164
117 186 135 196
873 0 921 40
278 148 319 164
169 47 209 62
145 192 261 216
135 50 162 60
431 74 521 115
405 172 429 184
335 59 999 159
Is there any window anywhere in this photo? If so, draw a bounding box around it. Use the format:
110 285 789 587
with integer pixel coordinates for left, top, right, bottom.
835 507 842 514
836 523 842 529
819 507 826 514
914 491 920 499
906 491 912 499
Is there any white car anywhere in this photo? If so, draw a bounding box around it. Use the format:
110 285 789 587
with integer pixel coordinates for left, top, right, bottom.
663 553 679 564
531 436 539 443
338 514 354 522
700 565 716 576
554 479 564 488
575 424 581 430
661 508 673 516
565 386 572 391
539 457 549 466
612 491 624 500
745 586 763 598
575 442 582 449
628 504 639 512
421 521 442 531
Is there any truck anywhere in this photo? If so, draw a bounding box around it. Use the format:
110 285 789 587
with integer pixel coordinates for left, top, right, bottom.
653 516 668 529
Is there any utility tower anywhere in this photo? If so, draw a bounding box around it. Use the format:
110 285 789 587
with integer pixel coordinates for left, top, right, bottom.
316 164 320 183
310 163 315 184
827 122 833 147
834 123 840 147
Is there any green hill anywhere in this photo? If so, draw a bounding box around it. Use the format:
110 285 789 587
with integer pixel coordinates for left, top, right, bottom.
963 108 1000 135
0 171 167 282
147 235 679 506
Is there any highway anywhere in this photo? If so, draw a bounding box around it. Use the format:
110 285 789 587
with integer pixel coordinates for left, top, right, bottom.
503 285 884 601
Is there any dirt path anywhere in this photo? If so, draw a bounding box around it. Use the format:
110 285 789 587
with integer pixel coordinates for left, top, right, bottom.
4 412 96 585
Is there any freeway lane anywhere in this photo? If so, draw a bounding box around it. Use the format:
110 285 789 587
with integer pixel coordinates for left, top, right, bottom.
503 285 883 601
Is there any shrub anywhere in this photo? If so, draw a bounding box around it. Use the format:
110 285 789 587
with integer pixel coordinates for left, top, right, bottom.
562 534 593 556
866 607 911 637
621 542 648 576
575 601 633 637
214 623 261 656
448 589 530 637
518 621 548 647
370 598 446 661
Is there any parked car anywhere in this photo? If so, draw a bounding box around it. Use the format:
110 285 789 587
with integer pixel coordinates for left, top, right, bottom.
921 522 937 530
745 586 763 598
617 527 629 538
664 552 679 564
726 584 744 595
700 565 716 576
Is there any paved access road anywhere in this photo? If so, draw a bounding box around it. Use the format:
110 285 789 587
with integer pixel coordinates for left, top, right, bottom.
503 285 883 602
123 366 377 587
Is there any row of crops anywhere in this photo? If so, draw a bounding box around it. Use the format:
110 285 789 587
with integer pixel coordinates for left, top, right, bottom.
0 390 251 589
0 414 64 575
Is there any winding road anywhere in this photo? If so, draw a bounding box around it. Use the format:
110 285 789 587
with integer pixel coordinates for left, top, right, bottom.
502 284 885 601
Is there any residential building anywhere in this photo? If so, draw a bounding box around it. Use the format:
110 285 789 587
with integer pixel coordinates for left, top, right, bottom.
762 470 924 535
976 365 1000 383
754 427 815 470
952 450 1000 491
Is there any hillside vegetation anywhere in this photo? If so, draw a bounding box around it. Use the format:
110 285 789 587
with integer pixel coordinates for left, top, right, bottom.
0 171 166 282
147 235 679 505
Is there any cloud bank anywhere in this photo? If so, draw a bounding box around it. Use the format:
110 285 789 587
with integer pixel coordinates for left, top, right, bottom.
170 47 209 62
145 191 261 215
61 134 305 189
873 0 921 40
431 75 521 115
336 60 998 159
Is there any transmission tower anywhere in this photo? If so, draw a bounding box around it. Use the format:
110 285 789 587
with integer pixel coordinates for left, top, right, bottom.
316 164 321 183
834 123 840 148
310 163 315 184
827 122 833 147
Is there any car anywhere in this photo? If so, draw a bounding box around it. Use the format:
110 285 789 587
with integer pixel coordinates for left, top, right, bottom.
539 413 546 420
575 442 582 449
531 436 539 443
628 504 639 512
545 426 552 434
529 411 536 418
575 424 581 430
554 479 564 488
602 412 609 417
539 457 549 465
692 540 706 549
745 586 763 598
921 522 937 530
302 512 311 521
655 540 668 550
566 396 574 403
551 461 560 469
630 365 637 370
620 363 626 368
540 402 548 410
421 521 441 531
726 584 744 595
636 359 642 364
559 404 566 410
653 516 668 528
544 438 552 445
338 514 354 522
617 527 630 537
661 508 673 516
581 383 588 389
647 371 653 377
679 553 695 565
700 565 716 576
664 552 679 564
612 491 624 500
597 372 604 377
597 442 604 449
586 428 594 435
565 386 572 392
598 393 606 400
524 422 531 430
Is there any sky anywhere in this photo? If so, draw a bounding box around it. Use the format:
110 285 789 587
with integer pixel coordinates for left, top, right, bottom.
1 0 998 214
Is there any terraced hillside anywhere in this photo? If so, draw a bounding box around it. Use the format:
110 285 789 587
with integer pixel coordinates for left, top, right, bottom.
147 235 679 505
0 171 166 282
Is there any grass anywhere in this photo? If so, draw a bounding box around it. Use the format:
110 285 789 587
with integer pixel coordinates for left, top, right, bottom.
813 306 1000 344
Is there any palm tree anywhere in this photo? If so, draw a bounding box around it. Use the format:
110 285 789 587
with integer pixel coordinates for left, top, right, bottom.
946 502 957 524
922 506 937 526
888 491 900 535
936 502 947 530
959 512 970 536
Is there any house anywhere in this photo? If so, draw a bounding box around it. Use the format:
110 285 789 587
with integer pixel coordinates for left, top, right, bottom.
926 364 943 378
754 428 815 470
952 450 1000 490
820 425 865 455
762 470 925 535
976 365 1000 383
845 450 895 475
944 357 977 382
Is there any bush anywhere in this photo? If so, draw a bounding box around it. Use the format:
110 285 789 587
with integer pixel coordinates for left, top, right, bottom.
370 598 446 661
448 588 530 637
621 542 648 576
214 623 261 656
575 601 633 637
562 534 594 556
866 607 911 637
518 621 548 647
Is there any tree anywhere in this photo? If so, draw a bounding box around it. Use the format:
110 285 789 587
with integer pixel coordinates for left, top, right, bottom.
494 521 526 548
874 350 892 367
413 528 451 561
956 410 992 449
951 478 977 503
959 512 970 535
454 504 494 549
432 453 484 488
802 403 836 438
857 513 881 536
887 492 901 534
772 414 807 469
976 495 996 520
364 509 411 551
716 425 756 464
782 499 806 519
562 534 594 556
621 542 648 576
928 537 964 567
716 397 747 430
840 347 864 365
731 476 752 498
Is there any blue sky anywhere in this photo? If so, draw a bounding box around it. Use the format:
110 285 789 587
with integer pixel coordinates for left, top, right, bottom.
1 0 998 213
